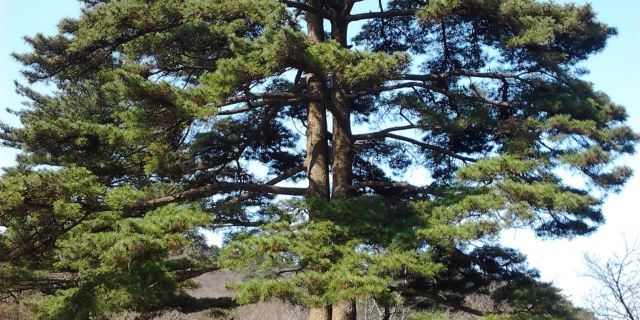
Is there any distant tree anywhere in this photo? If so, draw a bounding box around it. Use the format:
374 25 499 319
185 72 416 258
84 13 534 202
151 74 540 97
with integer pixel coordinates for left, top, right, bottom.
0 1 637 320
583 239 640 320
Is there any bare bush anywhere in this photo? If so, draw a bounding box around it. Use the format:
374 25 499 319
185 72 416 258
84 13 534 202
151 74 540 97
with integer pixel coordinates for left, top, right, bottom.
583 238 640 320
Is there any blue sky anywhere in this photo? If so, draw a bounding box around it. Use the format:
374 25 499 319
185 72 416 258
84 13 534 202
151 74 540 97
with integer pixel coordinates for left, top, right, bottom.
1 0 639 308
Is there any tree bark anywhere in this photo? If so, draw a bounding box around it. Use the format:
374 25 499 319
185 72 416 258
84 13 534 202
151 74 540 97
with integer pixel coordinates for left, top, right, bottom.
330 17 352 200
305 0 329 202
329 13 357 320
309 306 332 320
306 72 330 200
305 1 331 320
330 74 353 199
332 301 356 320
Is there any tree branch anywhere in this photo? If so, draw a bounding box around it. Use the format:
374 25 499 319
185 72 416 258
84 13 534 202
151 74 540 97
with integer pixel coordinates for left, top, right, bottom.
386 133 476 162
280 0 332 20
354 131 476 162
348 82 428 98
225 165 306 205
400 70 522 82
142 182 307 209
352 125 417 140
340 0 358 20
347 9 416 22
212 91 303 114
364 79 516 109
354 180 433 193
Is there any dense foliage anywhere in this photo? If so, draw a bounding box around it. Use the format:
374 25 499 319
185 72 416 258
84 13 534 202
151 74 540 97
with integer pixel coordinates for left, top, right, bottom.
0 0 636 319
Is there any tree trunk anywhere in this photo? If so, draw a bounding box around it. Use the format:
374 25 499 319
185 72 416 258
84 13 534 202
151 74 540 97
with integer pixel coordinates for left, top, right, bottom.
305 1 331 319
330 73 352 199
306 71 329 200
330 11 353 200
309 305 332 320
304 0 329 204
332 301 356 320
330 16 356 320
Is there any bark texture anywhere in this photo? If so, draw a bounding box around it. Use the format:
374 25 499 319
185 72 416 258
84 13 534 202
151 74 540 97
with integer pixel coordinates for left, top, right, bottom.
330 75 353 199
329 12 356 320
306 72 329 200
309 306 332 320
305 1 331 319
331 301 357 320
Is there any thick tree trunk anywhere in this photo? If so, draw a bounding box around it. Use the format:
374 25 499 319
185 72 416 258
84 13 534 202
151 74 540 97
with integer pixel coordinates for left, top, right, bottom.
330 13 353 200
304 1 329 203
330 17 356 320
305 1 331 320
330 75 353 199
306 72 329 200
309 306 332 320
331 301 356 320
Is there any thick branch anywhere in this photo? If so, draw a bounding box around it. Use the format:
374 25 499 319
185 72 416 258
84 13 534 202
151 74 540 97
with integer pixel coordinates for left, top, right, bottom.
347 9 416 22
174 266 221 282
280 0 331 20
215 106 262 116
265 165 306 186
354 180 433 194
400 70 522 82
0 273 79 297
352 125 417 140
212 92 303 115
143 182 307 209
340 0 358 20
226 165 306 204
349 82 427 98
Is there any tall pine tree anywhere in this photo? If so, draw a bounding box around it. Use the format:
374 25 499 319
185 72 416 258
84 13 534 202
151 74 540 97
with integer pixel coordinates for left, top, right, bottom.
0 0 637 319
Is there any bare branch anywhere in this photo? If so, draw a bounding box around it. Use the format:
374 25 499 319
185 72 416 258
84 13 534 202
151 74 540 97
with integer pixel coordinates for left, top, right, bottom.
583 237 640 320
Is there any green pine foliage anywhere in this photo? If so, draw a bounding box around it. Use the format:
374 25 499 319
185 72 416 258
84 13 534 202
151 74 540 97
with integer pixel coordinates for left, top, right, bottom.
0 0 637 319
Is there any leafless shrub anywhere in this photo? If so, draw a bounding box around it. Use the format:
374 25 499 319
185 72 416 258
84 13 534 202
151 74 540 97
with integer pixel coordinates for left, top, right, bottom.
583 238 640 320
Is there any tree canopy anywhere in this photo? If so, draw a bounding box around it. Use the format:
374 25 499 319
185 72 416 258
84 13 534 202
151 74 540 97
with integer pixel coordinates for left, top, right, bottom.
0 0 637 319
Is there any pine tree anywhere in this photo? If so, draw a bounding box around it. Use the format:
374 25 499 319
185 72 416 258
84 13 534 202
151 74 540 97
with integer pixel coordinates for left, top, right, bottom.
0 0 637 319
